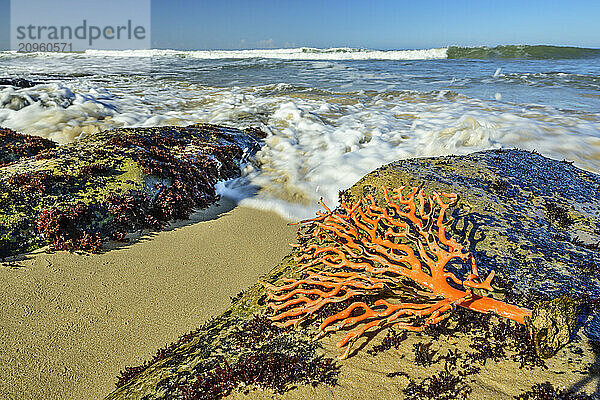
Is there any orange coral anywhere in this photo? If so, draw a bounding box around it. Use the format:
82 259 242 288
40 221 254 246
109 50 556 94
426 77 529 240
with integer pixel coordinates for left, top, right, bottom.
264 185 532 359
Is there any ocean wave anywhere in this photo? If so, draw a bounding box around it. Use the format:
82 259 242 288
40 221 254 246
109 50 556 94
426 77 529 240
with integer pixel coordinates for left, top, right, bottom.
208 87 600 219
447 45 600 60
2 45 599 61
2 44 600 62
494 71 600 91
0 81 197 143
83 47 449 60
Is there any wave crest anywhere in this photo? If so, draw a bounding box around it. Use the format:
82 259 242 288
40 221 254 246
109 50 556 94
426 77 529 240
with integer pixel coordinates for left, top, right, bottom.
447 45 600 60
83 47 448 60
2 45 599 61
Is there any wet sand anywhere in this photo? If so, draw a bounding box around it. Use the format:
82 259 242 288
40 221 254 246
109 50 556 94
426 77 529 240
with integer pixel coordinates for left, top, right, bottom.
0 201 297 400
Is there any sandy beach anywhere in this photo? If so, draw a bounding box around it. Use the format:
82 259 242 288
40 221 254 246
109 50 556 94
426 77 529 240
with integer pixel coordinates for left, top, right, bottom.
0 201 296 400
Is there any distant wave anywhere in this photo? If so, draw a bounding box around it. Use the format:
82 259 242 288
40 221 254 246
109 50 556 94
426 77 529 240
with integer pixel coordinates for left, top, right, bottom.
83 47 449 60
447 45 600 59
78 45 600 60
2 45 598 61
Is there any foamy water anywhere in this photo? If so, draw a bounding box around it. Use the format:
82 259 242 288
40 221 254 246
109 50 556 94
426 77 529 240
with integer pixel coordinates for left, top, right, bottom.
1 48 599 219
85 47 449 60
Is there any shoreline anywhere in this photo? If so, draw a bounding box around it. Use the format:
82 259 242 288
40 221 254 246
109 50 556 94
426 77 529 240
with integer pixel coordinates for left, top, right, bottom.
0 202 296 400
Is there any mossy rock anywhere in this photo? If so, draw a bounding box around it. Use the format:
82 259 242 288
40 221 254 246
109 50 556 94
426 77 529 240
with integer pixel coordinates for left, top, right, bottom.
531 296 579 359
0 124 265 258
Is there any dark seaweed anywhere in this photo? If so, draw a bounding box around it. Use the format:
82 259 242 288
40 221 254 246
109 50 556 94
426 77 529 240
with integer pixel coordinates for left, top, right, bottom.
116 320 212 389
414 342 436 367
403 366 472 400
108 132 242 223
78 163 110 178
228 315 285 348
368 329 408 355
514 382 592 399
8 171 56 194
230 290 246 304
116 316 340 398
105 190 158 241
35 202 103 252
0 127 56 166
489 179 510 197
423 307 545 369
544 200 573 228
179 351 338 400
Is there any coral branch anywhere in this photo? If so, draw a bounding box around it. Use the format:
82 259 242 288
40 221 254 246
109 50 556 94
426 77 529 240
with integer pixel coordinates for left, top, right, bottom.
265 185 532 358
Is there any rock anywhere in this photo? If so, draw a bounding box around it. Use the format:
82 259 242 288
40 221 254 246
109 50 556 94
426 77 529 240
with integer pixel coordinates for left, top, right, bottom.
0 124 264 258
0 127 56 166
0 78 39 88
531 296 579 358
344 149 600 309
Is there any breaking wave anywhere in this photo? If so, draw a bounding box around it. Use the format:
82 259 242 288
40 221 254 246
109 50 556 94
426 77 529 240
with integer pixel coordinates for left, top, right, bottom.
447 45 600 60
83 45 600 60
2 45 596 61
82 47 449 60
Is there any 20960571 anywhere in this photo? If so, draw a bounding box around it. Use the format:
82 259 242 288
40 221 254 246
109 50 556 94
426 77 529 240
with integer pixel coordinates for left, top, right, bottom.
17 42 73 52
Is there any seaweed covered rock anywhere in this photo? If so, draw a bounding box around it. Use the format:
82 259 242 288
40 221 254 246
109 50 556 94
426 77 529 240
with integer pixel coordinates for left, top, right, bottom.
515 381 593 400
107 279 341 400
343 150 600 311
0 127 56 166
0 124 264 258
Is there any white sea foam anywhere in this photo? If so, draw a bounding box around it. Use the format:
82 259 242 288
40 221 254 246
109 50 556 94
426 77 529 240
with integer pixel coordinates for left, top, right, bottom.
0 47 448 61
208 87 600 219
0 83 123 143
1 75 599 220
82 47 449 60
0 81 202 143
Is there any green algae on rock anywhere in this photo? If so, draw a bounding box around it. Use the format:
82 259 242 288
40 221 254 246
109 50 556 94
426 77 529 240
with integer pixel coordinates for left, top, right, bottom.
0 124 264 258
105 150 600 400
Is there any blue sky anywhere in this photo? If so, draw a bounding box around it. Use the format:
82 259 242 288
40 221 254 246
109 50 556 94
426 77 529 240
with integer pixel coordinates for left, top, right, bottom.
1 0 599 50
